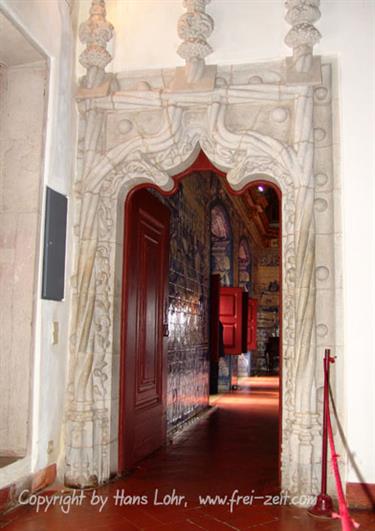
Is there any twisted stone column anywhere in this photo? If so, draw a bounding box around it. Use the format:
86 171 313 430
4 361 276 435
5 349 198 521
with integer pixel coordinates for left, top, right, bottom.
79 0 114 88
285 0 321 73
177 0 214 83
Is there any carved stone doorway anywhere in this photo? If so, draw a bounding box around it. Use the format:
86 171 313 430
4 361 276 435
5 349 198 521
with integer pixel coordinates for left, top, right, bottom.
65 57 340 499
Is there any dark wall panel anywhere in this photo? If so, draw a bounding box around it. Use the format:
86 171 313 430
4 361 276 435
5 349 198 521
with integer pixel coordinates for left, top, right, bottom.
41 187 68 301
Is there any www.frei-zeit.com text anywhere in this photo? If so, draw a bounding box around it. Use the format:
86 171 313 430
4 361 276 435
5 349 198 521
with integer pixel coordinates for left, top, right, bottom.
18 489 317 514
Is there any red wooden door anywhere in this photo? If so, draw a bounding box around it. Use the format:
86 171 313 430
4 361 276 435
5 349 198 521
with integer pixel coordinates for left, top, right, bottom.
210 274 221 362
247 298 257 350
242 291 249 353
119 189 170 472
219 287 244 355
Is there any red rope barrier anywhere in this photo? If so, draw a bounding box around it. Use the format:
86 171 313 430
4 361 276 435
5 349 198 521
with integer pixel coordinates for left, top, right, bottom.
309 350 334 517
325 355 360 530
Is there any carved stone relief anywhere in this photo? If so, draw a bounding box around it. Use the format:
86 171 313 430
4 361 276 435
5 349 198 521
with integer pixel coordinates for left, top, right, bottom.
177 0 214 83
285 0 321 76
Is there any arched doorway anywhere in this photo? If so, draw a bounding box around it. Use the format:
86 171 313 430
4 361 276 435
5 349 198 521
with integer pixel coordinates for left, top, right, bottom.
65 61 339 499
118 152 282 486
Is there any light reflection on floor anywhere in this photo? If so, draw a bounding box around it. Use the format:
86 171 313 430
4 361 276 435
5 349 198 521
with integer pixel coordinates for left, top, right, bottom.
210 376 279 406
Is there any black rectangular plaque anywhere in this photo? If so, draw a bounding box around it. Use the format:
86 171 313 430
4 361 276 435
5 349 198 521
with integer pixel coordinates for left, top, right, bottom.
41 187 68 301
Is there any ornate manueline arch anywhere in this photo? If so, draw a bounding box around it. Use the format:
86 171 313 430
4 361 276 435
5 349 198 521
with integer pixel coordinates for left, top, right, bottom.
65 0 341 498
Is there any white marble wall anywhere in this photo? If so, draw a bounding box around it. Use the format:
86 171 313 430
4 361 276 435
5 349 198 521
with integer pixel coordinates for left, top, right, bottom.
0 62 47 457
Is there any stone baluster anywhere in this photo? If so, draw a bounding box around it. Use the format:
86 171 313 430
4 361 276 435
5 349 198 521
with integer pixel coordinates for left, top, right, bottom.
285 0 321 73
177 0 214 83
79 0 114 88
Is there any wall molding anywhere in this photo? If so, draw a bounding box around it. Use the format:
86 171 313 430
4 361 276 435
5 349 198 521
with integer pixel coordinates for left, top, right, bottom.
0 464 56 514
346 482 375 510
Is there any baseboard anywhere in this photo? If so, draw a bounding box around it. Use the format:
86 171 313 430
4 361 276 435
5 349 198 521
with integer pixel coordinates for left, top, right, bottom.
167 404 213 442
0 463 56 514
346 482 375 510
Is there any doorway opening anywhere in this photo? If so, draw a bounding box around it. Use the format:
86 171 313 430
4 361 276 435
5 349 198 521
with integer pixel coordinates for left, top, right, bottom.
119 152 281 486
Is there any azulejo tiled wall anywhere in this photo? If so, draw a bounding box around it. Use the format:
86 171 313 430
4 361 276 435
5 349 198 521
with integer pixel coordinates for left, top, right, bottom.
153 172 261 430
156 175 211 431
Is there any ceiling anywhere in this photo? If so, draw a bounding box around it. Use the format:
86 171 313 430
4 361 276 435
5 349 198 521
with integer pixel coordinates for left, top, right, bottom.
243 185 279 245
213 173 279 248
0 11 45 67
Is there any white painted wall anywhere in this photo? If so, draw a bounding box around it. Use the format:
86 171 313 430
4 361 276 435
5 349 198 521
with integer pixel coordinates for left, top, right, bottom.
0 0 76 487
76 0 375 485
0 61 47 459
327 2 375 486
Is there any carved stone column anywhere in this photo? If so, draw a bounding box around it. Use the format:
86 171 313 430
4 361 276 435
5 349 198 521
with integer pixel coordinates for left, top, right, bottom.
79 0 114 89
65 0 114 488
285 0 321 78
177 0 214 83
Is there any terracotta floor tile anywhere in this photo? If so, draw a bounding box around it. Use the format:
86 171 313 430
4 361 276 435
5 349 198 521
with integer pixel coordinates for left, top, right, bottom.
151 520 210 531
77 517 140 531
186 512 242 530
142 506 204 525
205 505 282 528
1 378 373 530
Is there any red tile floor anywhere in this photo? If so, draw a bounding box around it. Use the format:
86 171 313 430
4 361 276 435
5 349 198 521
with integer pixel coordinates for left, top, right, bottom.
1 377 374 530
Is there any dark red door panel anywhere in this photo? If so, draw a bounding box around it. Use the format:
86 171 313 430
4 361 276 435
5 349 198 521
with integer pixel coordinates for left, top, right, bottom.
247 298 257 350
120 189 170 472
242 291 249 353
219 287 244 355
210 274 221 362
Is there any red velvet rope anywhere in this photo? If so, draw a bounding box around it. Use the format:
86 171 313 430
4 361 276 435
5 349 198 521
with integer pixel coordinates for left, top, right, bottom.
326 379 360 530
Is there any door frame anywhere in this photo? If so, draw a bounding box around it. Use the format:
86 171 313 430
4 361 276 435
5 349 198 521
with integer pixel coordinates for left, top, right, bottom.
118 151 282 481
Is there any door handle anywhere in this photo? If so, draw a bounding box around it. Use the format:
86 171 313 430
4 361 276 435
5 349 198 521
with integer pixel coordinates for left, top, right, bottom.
163 324 169 337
